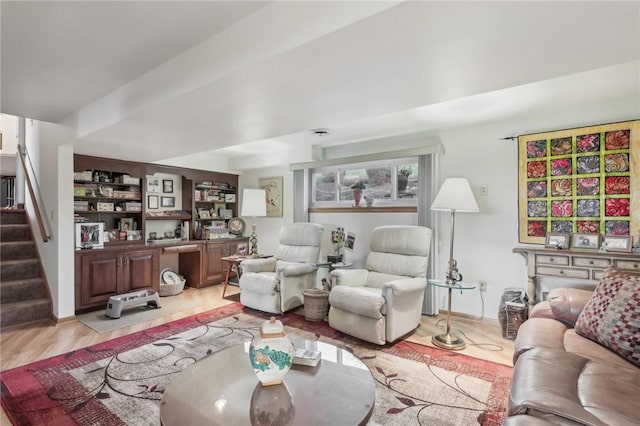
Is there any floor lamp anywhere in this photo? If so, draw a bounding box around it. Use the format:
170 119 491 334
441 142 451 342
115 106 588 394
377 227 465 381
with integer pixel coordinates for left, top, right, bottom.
430 177 479 350
241 188 267 258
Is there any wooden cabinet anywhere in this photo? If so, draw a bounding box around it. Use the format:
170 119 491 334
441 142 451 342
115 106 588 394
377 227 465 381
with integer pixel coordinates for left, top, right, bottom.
76 247 160 312
193 181 238 240
513 247 640 312
181 238 248 288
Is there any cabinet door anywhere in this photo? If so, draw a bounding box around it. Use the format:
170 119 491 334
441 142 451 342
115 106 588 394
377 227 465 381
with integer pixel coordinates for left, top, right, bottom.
80 252 123 306
123 249 160 292
203 242 224 284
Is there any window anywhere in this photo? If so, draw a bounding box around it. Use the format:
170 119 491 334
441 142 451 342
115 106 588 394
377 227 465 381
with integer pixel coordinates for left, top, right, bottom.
311 158 418 207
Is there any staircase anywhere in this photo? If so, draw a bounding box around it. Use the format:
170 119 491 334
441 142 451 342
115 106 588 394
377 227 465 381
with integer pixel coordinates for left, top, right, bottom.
0 209 52 327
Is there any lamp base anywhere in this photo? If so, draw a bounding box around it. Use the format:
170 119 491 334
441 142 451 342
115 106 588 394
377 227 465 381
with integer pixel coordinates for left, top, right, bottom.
431 333 466 350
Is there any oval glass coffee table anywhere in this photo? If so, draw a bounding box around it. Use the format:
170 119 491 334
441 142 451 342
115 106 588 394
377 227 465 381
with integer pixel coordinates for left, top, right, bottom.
160 340 375 425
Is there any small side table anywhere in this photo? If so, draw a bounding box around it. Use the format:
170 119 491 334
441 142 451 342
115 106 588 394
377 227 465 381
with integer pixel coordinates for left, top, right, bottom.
428 279 476 350
221 255 246 297
315 261 353 273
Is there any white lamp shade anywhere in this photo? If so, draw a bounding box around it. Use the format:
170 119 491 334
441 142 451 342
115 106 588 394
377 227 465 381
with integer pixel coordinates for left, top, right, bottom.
431 178 479 212
241 188 267 217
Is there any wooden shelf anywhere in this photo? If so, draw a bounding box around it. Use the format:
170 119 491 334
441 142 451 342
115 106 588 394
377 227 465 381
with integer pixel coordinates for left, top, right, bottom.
75 210 141 214
74 180 141 188
146 215 192 221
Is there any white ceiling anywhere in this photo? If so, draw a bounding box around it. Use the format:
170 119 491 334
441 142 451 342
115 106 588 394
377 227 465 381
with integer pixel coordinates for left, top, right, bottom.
2 1 639 166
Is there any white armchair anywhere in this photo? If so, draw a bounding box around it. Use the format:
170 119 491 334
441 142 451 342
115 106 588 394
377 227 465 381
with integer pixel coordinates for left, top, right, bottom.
328 225 432 345
239 223 324 314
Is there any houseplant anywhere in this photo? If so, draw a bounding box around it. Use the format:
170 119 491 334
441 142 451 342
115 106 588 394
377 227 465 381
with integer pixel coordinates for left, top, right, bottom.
351 181 366 207
397 166 412 191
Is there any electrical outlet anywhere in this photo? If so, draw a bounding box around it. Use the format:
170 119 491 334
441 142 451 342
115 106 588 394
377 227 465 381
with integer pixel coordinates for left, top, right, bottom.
479 280 487 292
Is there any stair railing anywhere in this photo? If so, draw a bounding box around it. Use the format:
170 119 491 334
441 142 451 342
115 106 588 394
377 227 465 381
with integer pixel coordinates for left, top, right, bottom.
17 144 52 242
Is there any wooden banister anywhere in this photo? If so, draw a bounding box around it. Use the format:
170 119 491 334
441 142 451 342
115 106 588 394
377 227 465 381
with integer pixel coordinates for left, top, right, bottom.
17 144 50 242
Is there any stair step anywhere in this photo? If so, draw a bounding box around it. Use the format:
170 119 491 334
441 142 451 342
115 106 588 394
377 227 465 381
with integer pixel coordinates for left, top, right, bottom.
0 209 26 224
0 241 36 260
0 299 51 327
0 224 30 242
0 278 45 303
0 259 40 281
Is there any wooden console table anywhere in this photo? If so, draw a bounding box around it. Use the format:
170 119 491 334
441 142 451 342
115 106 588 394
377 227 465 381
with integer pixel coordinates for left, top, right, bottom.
513 246 640 312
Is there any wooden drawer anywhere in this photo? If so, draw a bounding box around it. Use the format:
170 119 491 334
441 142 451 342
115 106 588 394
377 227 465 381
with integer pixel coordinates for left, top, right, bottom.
536 266 590 279
535 254 569 266
614 259 640 274
573 257 610 268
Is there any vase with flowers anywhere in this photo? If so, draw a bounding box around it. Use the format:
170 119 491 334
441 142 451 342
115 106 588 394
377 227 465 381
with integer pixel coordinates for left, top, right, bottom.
328 226 345 263
351 181 366 207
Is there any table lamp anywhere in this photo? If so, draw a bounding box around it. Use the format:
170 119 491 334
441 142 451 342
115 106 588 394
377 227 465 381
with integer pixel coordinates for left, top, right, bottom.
241 188 267 258
430 177 479 350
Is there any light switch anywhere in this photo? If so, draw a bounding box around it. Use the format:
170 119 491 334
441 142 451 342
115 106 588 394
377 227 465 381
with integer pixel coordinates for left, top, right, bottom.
480 185 488 196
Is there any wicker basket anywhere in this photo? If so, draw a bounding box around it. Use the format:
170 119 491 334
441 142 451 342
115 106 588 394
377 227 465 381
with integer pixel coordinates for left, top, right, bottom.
159 268 186 297
302 289 330 321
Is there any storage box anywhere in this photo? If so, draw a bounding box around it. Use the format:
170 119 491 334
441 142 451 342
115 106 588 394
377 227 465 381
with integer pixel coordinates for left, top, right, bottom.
74 171 93 182
113 190 140 199
124 202 142 212
74 201 89 211
114 175 140 185
97 202 114 212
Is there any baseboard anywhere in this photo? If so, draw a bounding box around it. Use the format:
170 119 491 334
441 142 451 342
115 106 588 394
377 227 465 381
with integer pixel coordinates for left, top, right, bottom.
439 309 500 327
53 314 78 325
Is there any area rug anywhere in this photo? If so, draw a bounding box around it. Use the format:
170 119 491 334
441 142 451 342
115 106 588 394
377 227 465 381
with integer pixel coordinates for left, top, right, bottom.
76 288 203 333
1 303 512 425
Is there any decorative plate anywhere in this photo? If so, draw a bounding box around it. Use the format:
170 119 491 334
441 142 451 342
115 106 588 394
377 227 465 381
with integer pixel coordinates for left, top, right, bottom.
228 217 245 235
161 268 181 285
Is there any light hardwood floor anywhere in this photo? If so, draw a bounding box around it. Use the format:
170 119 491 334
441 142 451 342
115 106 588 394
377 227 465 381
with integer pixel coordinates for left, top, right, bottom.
0 284 515 424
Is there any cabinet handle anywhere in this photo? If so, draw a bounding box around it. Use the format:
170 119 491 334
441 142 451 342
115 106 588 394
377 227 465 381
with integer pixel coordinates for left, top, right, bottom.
589 261 594 265
117 257 123 266
549 258 554 262
124 257 128 265
634 264 639 269
558 270 564 275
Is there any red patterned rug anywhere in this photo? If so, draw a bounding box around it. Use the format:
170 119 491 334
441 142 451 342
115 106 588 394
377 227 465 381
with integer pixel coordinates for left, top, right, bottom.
1 303 511 425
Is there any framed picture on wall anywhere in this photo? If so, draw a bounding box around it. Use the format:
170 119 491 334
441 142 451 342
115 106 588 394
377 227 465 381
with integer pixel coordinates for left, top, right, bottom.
161 196 175 208
259 176 283 217
518 120 639 244
147 177 160 193
148 195 159 209
163 179 174 193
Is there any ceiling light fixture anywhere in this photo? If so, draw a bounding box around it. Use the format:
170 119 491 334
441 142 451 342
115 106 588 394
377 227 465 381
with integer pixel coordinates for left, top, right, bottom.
309 128 333 136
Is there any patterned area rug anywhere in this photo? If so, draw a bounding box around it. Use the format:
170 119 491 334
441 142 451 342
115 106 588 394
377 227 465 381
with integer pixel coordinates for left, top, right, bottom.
1 304 511 425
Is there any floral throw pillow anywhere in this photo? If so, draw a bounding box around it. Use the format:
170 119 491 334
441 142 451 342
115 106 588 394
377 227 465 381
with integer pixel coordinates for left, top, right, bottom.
575 267 640 367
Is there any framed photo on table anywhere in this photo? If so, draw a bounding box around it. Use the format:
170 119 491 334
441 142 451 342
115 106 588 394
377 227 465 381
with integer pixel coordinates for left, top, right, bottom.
545 232 570 249
602 235 632 252
570 233 600 250
75 222 104 249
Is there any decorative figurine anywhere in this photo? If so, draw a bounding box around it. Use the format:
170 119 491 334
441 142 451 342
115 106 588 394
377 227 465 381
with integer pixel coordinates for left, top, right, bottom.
249 317 294 386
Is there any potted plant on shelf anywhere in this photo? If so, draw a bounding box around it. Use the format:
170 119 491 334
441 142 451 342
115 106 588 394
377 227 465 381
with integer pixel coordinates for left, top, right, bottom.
397 166 412 191
351 181 366 207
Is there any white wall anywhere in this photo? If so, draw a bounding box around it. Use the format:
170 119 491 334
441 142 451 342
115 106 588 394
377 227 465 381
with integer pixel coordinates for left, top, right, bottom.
25 120 75 319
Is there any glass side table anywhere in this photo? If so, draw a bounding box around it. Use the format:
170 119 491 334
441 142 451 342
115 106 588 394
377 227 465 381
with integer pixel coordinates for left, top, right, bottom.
428 279 476 350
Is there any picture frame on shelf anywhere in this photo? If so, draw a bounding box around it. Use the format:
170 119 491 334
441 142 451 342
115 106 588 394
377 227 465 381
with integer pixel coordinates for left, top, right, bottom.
198 209 211 219
120 217 134 231
163 179 174 193
545 232 570 249
570 233 600 250
75 222 104 249
148 195 159 209
224 193 236 202
219 208 233 219
161 196 175 208
602 235 632 252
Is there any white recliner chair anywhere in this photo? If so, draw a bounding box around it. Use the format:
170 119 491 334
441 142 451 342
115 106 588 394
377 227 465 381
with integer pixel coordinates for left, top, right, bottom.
328 225 432 345
239 222 324 314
